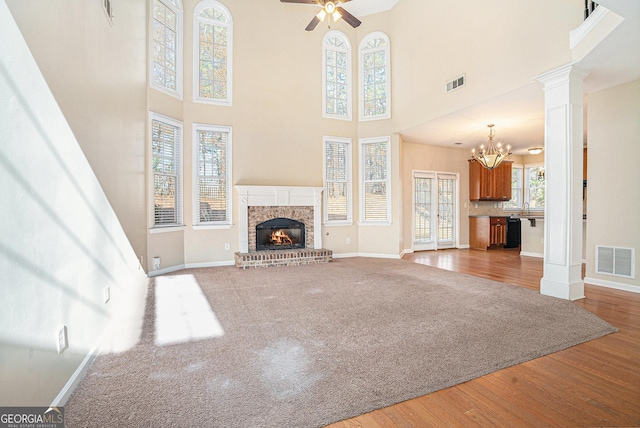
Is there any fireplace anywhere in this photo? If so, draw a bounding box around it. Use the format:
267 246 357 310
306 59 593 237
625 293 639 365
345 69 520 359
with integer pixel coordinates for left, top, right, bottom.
234 186 332 268
256 218 305 251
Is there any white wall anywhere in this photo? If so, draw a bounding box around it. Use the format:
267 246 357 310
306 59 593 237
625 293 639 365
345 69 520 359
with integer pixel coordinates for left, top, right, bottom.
0 1 148 406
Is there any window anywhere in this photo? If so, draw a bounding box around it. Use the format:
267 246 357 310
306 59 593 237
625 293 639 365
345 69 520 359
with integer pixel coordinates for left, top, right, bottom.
150 0 183 98
194 1 232 105
360 137 391 223
193 124 232 226
525 164 545 209
503 164 544 211
150 113 183 228
323 31 352 120
323 137 352 224
359 32 391 121
504 164 523 210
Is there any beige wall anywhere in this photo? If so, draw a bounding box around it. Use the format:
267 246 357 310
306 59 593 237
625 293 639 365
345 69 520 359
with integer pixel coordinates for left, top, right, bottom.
584 79 640 291
147 0 585 268
5 0 587 269
1 0 148 406
7 0 149 265
401 141 471 250
388 0 582 132
147 0 363 269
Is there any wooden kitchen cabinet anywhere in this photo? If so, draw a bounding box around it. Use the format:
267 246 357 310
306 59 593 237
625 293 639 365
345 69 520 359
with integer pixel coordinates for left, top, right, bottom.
469 160 512 201
489 217 507 246
469 216 507 250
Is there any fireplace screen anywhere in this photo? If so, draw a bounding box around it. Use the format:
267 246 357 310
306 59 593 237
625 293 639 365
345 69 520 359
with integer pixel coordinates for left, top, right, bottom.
256 218 305 251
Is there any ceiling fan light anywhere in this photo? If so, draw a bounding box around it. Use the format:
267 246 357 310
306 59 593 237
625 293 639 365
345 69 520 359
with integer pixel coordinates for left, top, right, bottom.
325 1 336 13
316 9 327 21
331 10 342 22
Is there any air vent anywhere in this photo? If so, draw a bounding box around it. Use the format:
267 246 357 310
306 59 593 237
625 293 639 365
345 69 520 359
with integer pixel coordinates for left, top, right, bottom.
596 246 635 278
446 74 465 93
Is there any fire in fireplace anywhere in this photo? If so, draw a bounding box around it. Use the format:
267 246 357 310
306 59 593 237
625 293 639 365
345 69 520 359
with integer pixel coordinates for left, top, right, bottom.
256 217 305 251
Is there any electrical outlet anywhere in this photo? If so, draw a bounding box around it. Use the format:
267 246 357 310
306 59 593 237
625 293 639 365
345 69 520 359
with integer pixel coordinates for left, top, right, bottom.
153 257 161 270
103 286 110 303
224 243 230 251
57 325 68 354
346 238 351 244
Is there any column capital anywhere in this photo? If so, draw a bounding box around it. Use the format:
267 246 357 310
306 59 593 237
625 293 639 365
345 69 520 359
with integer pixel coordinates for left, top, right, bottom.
535 63 591 90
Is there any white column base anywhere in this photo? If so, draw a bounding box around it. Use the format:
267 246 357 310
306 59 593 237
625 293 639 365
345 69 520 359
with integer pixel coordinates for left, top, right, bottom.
540 277 585 301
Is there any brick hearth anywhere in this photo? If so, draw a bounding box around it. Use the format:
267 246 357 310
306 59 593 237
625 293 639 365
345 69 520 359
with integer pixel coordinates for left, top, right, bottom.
234 249 332 269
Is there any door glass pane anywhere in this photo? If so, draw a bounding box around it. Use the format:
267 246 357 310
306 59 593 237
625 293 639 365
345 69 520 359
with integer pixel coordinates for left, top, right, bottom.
414 177 432 243
438 177 455 242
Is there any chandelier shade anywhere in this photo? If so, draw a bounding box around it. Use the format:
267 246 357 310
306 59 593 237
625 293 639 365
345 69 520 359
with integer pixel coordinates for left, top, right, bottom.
471 124 511 170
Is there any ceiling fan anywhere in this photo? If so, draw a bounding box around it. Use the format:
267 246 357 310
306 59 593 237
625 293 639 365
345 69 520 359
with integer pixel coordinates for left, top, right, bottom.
280 0 362 31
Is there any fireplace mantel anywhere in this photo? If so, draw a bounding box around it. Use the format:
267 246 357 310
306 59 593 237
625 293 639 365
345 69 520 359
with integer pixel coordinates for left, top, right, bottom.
235 185 323 253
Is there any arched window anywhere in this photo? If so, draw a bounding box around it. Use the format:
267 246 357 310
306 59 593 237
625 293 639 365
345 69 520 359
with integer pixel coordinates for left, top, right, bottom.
150 0 183 99
323 31 352 120
359 32 391 121
194 1 233 105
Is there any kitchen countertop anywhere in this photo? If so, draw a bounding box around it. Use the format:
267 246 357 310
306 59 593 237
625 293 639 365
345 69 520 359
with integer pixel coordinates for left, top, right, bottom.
469 214 545 219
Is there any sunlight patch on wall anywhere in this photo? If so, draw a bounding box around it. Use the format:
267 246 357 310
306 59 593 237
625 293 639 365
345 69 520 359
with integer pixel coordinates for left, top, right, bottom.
154 274 224 346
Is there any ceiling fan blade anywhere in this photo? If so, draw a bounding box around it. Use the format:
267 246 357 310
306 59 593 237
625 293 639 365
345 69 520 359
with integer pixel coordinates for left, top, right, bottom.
280 0 319 3
305 15 321 31
336 6 361 28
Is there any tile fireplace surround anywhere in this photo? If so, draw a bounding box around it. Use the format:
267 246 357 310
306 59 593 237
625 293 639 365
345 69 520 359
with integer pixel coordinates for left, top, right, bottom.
234 185 332 268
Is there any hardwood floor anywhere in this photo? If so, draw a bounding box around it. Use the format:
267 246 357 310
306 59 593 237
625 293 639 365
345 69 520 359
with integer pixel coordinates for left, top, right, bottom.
327 248 640 428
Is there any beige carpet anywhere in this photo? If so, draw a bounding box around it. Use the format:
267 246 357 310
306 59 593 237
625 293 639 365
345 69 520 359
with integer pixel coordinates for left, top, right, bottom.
65 258 617 427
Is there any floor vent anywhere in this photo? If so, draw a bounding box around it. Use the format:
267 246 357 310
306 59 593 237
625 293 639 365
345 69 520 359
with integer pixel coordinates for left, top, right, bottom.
446 74 465 93
596 246 635 278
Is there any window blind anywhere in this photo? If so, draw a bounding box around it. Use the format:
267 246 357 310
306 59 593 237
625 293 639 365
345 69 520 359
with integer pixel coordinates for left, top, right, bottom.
152 117 182 227
324 139 351 222
195 125 231 225
362 138 390 222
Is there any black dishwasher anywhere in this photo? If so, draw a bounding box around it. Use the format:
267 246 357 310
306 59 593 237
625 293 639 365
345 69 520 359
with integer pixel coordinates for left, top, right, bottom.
505 217 521 249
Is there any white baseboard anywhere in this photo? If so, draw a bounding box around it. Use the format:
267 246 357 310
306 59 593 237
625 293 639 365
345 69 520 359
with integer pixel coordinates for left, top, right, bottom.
400 249 414 257
148 260 235 277
584 276 640 294
332 252 402 260
520 251 544 258
51 335 104 406
148 264 186 277
186 260 235 269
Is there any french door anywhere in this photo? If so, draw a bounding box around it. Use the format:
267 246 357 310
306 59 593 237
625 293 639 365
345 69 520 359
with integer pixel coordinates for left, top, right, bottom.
413 171 458 251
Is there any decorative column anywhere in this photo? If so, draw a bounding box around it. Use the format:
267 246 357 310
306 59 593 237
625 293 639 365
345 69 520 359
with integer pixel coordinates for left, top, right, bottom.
536 64 590 300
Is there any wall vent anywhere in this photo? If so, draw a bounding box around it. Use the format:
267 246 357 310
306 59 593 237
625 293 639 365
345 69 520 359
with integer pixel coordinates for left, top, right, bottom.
596 246 635 279
446 74 465 93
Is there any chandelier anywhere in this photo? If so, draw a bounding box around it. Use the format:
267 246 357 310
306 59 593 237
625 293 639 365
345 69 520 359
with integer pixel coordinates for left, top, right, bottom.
471 124 512 170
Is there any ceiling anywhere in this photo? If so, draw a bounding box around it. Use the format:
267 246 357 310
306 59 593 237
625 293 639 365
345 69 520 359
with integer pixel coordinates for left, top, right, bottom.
343 0 640 155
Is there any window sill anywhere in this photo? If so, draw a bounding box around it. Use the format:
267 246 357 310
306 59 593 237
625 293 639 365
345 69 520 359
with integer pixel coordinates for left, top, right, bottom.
193 224 233 231
150 225 186 234
358 221 392 226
